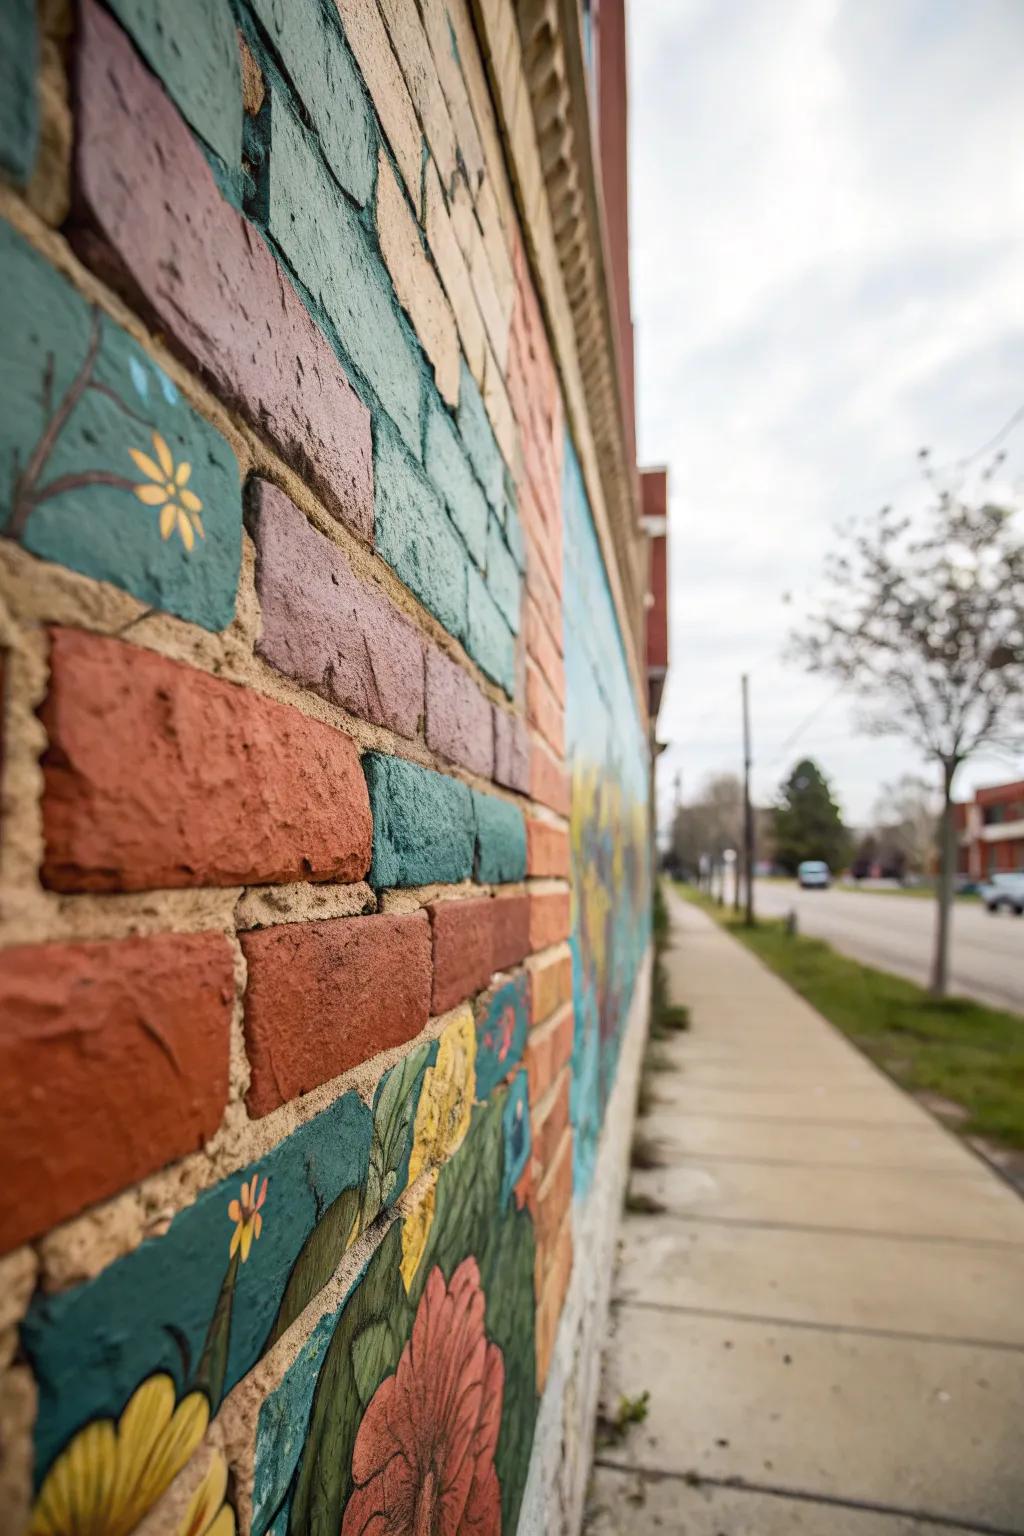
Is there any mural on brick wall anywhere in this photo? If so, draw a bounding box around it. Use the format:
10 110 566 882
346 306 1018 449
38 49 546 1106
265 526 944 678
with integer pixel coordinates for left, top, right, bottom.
562 439 650 1194
23 1003 538 1536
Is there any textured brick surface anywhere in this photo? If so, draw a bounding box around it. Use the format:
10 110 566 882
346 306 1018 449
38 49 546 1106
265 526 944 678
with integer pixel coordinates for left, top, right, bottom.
0 0 36 184
375 428 468 640
457 360 505 511
491 893 531 972
424 161 486 384
41 629 371 892
529 890 571 951
534 1129 573 1254
376 151 458 406
74 2 373 539
266 94 420 455
0 932 233 1252
487 515 520 631
474 791 527 883
377 0 457 190
536 1211 573 1388
429 897 494 1014
525 595 565 701
493 707 530 793
364 753 475 888
526 659 563 755
424 394 489 568
532 1071 571 1176
251 481 424 737
106 0 241 169
526 818 570 878
529 950 573 1024
531 738 571 817
241 913 431 1115
250 0 373 205
425 646 493 776
336 0 422 213
525 1004 574 1106
467 564 514 695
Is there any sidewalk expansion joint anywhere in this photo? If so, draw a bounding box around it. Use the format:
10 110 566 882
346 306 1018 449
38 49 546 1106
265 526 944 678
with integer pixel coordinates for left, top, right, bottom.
659 1212 1024 1249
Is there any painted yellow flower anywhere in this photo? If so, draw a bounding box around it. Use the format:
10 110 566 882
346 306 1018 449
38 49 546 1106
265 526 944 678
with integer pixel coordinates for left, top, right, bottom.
177 1449 236 1536
130 432 204 551
228 1174 268 1263
30 1374 208 1536
401 1008 476 1290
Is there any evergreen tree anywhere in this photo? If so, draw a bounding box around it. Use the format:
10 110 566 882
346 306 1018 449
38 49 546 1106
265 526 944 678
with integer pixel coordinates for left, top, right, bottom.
773 759 849 873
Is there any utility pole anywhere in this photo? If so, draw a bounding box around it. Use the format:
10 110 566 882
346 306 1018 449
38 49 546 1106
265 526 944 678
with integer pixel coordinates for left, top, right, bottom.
742 673 755 925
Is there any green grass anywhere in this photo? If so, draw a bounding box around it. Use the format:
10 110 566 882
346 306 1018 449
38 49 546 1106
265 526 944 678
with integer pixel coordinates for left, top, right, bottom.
677 882 1024 1150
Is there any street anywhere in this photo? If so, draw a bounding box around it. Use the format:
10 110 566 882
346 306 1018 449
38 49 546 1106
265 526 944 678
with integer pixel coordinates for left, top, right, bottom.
753 879 1023 1014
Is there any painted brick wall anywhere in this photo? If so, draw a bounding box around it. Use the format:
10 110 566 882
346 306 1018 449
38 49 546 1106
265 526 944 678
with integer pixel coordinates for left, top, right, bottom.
0 4 651 1535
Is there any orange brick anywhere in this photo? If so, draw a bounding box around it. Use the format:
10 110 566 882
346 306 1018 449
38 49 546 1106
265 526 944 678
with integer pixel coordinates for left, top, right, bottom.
526 660 564 756
527 819 570 879
531 739 570 817
529 949 572 1024
525 1001 574 1105
534 1128 573 1255
532 1069 571 1177
525 595 565 702
535 1210 573 1388
530 889 570 951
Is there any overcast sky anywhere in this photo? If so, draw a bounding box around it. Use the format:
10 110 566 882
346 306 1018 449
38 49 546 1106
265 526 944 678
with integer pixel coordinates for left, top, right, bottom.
628 0 1024 834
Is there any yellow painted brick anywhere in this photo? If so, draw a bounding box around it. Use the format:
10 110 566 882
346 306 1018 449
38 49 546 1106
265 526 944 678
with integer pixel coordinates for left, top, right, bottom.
376 149 459 406
425 159 487 384
476 177 515 331
420 0 486 195
377 0 458 195
469 210 511 373
335 0 422 215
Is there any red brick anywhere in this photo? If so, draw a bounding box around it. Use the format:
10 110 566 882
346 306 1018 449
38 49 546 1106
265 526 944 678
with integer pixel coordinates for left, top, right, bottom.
241 912 431 1116
523 535 563 649
526 660 564 756
519 472 563 599
428 896 494 1013
491 892 530 972
251 482 423 737
534 1128 573 1255
72 0 372 538
524 595 565 703
530 889 571 951
530 950 572 1024
425 646 493 777
0 932 233 1253
493 706 530 793
532 1070 571 1176
41 629 371 892
531 739 570 817
526 818 569 879
525 1002 574 1106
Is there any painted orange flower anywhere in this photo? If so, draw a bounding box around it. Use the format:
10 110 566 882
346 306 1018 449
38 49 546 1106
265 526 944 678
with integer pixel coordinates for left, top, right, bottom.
227 1175 267 1263
130 432 204 550
341 1257 504 1536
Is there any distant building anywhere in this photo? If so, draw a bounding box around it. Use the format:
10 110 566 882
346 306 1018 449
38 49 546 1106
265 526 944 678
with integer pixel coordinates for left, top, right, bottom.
955 780 1024 877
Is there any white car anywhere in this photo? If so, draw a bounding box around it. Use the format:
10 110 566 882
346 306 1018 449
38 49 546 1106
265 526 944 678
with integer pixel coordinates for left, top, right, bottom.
797 860 831 890
979 873 1024 915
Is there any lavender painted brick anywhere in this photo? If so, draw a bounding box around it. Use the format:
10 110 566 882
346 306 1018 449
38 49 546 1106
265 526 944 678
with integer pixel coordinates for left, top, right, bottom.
424 394 489 568
74 2 373 540
250 481 424 738
493 707 530 793
487 515 520 633
425 646 494 777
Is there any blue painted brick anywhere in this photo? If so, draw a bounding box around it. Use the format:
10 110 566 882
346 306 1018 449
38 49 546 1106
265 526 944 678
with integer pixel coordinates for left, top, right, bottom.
107 0 242 170
266 96 420 455
456 359 504 512
473 790 527 883
503 478 526 572
0 0 36 184
466 565 515 696
424 394 488 568
476 975 529 1099
250 0 373 206
486 515 520 633
374 426 467 639
364 753 475 887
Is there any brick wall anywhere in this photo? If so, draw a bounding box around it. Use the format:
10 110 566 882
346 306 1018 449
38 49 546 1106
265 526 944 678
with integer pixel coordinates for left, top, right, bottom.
0 3 650 1533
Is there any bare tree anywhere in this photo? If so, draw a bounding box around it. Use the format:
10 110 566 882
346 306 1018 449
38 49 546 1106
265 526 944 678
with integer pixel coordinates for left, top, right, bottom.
792 453 1024 995
671 772 742 881
871 774 939 878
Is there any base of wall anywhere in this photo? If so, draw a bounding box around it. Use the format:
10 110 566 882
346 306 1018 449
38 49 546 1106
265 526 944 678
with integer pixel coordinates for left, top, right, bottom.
517 946 652 1534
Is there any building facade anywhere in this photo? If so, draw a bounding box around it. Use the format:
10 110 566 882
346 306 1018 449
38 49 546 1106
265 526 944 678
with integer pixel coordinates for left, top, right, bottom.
956 780 1024 878
0 2 665 1534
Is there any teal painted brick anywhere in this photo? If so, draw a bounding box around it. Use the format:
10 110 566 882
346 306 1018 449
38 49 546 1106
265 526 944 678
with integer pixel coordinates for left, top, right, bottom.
0 0 37 184
250 0 373 206
473 790 526 883
0 223 242 631
424 393 488 568
375 426 467 639
486 515 520 633
467 565 515 696
266 96 420 455
107 0 241 169
364 753 475 887
456 360 504 511
504 478 526 572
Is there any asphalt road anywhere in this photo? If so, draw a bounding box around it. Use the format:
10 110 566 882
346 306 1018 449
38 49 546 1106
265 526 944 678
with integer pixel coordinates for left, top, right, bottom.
752 879 1024 1013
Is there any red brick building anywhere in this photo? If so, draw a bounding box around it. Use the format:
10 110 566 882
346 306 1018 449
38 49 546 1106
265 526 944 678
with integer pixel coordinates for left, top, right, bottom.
956 779 1024 877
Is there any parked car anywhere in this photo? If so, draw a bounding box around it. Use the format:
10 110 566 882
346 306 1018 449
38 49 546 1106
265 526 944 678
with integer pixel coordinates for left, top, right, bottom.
979 873 1024 914
797 860 831 889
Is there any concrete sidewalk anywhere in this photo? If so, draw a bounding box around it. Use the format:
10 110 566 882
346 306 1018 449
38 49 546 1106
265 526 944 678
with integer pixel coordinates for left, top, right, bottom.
589 889 1024 1535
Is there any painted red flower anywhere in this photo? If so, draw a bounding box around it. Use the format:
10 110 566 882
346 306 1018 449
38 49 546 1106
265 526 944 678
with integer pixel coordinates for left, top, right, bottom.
341 1257 504 1536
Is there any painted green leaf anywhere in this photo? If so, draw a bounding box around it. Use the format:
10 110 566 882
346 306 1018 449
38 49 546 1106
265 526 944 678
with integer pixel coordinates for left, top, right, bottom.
268 1184 361 1348
193 1249 239 1412
358 1042 433 1232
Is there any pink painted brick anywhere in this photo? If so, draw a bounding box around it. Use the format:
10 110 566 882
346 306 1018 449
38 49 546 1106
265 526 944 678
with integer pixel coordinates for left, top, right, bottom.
493 706 530 793
251 482 424 738
425 646 493 777
72 0 373 538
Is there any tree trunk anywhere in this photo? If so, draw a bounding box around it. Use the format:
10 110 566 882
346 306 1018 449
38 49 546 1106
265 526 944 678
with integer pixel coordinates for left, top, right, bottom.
929 759 958 997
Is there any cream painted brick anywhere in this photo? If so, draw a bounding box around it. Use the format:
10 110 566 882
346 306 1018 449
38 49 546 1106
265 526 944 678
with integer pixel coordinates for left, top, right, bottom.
376 150 460 406
476 177 515 329
420 0 486 195
483 340 518 475
468 206 511 372
377 0 458 194
446 0 519 234
425 159 487 384
335 0 422 214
